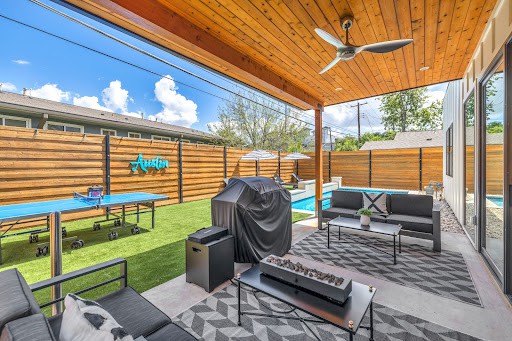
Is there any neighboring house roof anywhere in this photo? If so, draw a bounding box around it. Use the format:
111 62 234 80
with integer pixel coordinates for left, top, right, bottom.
360 130 444 150
465 127 503 146
0 91 215 141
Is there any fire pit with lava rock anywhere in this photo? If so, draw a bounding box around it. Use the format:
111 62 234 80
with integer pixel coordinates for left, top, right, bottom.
260 255 352 304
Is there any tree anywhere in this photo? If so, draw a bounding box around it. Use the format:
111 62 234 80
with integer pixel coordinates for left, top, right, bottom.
334 131 396 151
208 92 310 151
465 76 498 126
379 87 443 132
487 121 504 134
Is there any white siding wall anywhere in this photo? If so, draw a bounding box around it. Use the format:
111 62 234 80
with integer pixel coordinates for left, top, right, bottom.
443 80 464 223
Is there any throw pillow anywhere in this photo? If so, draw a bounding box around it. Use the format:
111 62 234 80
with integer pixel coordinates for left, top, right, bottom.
363 192 388 215
59 294 133 341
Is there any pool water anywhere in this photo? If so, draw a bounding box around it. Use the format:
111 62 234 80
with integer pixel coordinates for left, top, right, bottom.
292 187 408 212
487 196 503 207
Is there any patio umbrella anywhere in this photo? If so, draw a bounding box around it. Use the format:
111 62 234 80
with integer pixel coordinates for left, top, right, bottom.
282 152 311 178
240 150 278 176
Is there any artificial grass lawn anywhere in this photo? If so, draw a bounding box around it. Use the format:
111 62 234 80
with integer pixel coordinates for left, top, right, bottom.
0 199 311 303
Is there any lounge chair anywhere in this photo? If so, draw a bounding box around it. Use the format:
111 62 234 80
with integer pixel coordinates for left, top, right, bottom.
291 173 303 183
272 175 298 189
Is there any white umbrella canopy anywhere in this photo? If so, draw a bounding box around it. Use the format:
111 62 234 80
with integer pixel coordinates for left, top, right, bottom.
240 150 278 176
282 152 311 160
240 149 278 160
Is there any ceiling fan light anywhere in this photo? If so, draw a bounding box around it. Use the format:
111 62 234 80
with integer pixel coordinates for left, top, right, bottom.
419 66 430 71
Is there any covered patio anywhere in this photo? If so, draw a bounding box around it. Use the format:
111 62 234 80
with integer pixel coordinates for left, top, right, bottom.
2 0 511 340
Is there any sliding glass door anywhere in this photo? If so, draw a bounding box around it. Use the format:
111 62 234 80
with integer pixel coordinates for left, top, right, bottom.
464 93 476 244
481 57 505 277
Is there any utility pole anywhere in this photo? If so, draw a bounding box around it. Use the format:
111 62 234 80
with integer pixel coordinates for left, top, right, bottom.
350 102 368 147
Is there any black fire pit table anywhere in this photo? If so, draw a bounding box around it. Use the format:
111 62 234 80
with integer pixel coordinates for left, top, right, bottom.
235 264 376 341
327 216 402 264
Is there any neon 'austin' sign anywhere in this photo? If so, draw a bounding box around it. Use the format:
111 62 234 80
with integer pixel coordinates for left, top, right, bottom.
130 154 169 173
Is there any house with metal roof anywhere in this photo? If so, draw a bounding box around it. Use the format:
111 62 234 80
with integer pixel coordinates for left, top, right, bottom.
0 91 215 143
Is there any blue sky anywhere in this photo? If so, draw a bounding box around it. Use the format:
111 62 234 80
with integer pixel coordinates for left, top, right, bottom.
0 0 448 136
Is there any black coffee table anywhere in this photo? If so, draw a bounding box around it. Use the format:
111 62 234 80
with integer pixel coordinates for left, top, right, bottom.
327 216 402 264
235 264 376 341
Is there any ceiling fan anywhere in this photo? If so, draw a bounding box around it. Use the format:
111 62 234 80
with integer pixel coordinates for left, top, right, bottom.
315 16 413 74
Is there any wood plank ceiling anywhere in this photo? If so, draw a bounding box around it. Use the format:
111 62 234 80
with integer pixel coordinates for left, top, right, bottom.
59 0 496 109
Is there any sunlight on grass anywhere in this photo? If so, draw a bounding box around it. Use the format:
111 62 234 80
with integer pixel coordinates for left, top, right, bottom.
0 199 312 299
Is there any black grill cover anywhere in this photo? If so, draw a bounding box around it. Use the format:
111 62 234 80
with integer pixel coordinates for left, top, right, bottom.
211 177 292 263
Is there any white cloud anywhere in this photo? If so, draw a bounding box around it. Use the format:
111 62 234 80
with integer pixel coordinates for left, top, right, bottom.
425 90 445 106
122 111 143 119
102 80 130 112
31 84 70 102
73 95 112 112
12 59 30 65
149 76 198 127
0 82 17 92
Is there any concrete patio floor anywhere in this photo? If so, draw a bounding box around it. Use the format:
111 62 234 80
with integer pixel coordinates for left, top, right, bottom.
143 218 512 341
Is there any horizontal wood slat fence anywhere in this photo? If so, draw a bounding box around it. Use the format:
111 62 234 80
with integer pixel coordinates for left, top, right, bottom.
1 126 502 228
298 148 444 191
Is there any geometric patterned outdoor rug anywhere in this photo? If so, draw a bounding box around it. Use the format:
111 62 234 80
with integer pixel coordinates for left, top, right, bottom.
173 283 481 340
290 230 482 306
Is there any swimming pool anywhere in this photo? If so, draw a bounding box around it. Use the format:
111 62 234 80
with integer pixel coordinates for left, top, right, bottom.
487 196 503 207
292 187 408 212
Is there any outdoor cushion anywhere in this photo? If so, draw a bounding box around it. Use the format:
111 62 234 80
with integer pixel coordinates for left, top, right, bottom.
145 323 196 341
0 269 41 331
59 294 133 341
322 207 357 220
97 287 171 339
0 313 55 341
386 214 433 234
330 190 363 210
389 194 433 217
363 193 388 215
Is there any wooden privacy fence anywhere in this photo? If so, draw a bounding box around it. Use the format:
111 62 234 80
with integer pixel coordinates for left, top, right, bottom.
0 126 297 225
297 148 445 191
0 125 504 227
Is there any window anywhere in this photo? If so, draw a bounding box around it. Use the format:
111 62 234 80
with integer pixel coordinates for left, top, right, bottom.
0 114 31 128
445 124 453 177
101 128 117 136
180 139 190 143
128 132 141 139
45 121 84 133
151 135 172 141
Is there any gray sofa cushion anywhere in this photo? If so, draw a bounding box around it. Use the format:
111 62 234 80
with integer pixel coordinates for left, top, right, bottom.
49 288 171 339
0 313 55 341
0 269 41 330
390 194 433 217
330 191 363 210
386 214 433 234
322 207 356 220
146 323 196 341
97 288 171 338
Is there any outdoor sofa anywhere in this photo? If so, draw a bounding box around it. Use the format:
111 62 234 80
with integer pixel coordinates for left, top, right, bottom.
0 258 196 341
318 190 441 252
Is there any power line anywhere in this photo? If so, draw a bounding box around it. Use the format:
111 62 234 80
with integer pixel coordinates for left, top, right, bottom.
14 2 356 137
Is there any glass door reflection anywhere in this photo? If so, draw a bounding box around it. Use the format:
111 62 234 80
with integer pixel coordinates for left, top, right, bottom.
464 93 476 244
481 58 505 276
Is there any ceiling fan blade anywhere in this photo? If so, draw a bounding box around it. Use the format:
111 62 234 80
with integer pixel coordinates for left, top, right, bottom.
356 39 413 54
314 28 346 48
319 57 341 74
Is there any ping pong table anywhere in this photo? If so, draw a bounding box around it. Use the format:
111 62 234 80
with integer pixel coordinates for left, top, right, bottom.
0 192 168 265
